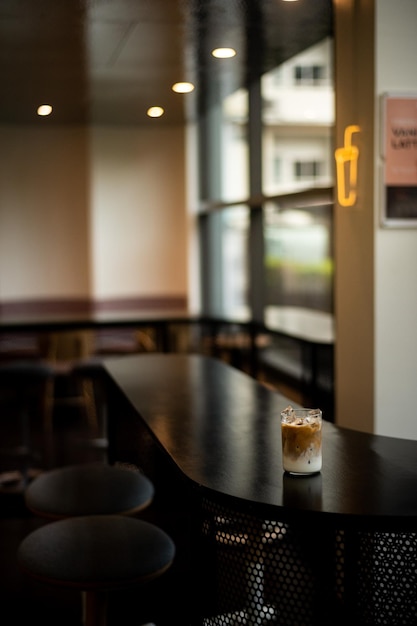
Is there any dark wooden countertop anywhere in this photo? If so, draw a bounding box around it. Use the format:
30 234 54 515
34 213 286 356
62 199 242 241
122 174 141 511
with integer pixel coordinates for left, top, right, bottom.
103 353 417 528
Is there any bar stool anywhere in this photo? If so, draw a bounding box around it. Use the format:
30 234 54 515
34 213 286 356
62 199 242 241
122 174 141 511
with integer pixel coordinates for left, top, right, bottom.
41 331 103 439
23 462 155 520
17 514 175 626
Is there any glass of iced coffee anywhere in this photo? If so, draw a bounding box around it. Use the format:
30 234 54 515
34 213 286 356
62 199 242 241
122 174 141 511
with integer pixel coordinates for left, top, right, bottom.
281 405 322 475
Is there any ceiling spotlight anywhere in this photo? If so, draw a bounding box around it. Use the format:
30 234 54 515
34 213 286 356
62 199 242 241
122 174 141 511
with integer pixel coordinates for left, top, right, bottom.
147 106 165 118
212 48 237 59
37 104 53 116
172 82 195 94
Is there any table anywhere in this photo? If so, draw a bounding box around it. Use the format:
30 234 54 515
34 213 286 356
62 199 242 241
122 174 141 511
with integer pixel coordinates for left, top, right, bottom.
103 353 417 626
264 306 333 345
262 306 334 407
0 309 195 352
0 306 334 410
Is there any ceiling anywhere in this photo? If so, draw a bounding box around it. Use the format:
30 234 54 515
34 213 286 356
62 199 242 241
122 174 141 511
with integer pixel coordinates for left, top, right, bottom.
0 0 333 126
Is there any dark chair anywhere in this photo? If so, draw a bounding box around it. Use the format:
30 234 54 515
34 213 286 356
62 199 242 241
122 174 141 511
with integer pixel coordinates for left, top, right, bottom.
23 462 155 520
41 331 103 438
17 515 175 626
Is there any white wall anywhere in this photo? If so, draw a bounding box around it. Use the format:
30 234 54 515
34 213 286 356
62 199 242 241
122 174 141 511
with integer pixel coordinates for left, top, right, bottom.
90 126 187 300
0 127 91 299
374 0 417 439
0 124 187 306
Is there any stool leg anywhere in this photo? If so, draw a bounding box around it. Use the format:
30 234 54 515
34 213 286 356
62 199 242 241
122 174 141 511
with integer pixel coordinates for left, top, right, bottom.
81 379 99 435
84 590 108 626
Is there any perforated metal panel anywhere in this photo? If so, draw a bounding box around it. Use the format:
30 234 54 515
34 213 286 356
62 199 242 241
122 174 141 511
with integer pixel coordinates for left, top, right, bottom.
198 498 417 626
200 497 344 625
355 531 417 625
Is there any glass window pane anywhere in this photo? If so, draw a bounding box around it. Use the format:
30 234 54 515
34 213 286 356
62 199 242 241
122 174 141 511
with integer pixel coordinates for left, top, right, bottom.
221 90 249 202
203 205 250 318
261 37 335 196
220 206 250 317
263 200 333 313
198 85 249 204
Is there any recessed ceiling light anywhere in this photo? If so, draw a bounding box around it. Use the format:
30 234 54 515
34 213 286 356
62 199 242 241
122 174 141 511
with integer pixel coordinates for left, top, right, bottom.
211 48 237 59
147 106 165 118
172 82 195 94
37 104 53 116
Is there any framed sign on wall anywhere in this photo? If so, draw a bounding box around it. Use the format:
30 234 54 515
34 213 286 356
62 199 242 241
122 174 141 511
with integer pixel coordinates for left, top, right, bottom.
381 93 417 227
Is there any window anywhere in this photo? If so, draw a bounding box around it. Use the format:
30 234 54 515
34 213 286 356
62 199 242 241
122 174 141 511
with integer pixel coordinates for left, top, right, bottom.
294 65 326 85
294 161 323 179
264 200 333 313
200 206 250 318
261 38 334 196
198 32 335 318
198 86 249 204
273 157 282 183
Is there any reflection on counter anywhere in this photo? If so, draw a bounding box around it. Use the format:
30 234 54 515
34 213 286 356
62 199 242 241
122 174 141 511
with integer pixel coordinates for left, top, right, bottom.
283 472 323 511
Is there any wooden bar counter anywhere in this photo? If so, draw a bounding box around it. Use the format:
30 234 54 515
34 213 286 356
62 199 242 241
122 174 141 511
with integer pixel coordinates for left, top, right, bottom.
103 354 417 626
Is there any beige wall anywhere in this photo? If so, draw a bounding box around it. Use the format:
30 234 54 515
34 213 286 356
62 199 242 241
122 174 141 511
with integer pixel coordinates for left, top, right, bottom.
90 126 187 300
0 127 91 300
0 124 187 307
334 0 375 433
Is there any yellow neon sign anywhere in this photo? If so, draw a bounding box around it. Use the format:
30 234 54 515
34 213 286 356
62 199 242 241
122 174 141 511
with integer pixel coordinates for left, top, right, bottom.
335 125 360 207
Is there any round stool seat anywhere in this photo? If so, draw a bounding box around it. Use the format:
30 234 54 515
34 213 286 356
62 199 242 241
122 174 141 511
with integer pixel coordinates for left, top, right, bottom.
17 515 175 590
24 463 154 519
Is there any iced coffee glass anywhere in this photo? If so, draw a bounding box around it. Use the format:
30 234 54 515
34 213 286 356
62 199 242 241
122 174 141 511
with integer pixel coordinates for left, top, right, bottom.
281 406 322 475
